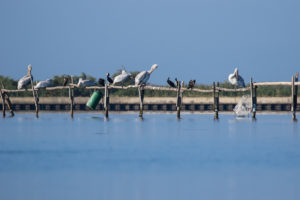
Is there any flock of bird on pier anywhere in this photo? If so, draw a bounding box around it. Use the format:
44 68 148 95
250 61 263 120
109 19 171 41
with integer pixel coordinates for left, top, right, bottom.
17 64 246 90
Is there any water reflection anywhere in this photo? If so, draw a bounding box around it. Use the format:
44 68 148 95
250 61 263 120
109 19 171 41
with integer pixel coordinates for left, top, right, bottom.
0 113 299 200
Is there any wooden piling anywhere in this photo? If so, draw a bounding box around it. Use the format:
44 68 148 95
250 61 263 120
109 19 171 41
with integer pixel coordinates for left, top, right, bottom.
4 93 14 116
213 82 219 119
0 88 5 118
138 85 145 118
104 84 110 118
294 72 298 120
291 73 298 121
176 80 182 119
28 68 39 118
250 78 257 119
1 81 14 117
69 76 74 118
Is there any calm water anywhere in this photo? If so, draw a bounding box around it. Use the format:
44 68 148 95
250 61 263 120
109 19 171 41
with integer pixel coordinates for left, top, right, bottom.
0 113 299 200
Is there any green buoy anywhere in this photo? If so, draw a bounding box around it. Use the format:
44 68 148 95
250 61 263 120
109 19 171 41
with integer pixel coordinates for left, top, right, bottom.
86 91 103 110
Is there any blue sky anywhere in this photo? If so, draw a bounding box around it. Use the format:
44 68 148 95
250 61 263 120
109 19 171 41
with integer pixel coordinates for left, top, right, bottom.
0 0 299 85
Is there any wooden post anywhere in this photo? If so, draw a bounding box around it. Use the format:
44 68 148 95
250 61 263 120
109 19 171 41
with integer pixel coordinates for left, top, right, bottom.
291 75 297 121
138 85 145 118
28 67 39 118
0 81 14 117
69 76 74 118
176 80 182 119
250 78 257 119
104 84 110 118
293 72 298 120
213 82 219 119
4 93 14 117
0 88 5 118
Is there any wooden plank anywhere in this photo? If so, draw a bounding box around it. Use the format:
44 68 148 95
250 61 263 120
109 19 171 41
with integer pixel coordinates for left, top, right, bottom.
254 82 293 86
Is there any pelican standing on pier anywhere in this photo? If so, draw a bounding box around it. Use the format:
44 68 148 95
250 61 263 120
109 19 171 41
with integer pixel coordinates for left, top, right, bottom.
17 64 32 90
34 79 53 89
77 78 96 87
228 68 245 87
113 70 131 85
135 64 158 86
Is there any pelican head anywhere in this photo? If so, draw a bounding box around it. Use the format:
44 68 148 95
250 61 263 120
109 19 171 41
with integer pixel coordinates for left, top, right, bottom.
106 72 110 76
148 64 158 74
27 64 32 75
151 64 158 70
234 68 238 76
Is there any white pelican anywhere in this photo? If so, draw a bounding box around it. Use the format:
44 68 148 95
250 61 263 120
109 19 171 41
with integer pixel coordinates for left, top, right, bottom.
77 78 96 87
113 70 131 85
228 68 245 87
17 64 32 90
34 79 53 89
135 64 158 86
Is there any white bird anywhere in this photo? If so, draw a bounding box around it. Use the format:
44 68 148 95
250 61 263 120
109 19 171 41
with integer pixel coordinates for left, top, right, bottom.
34 79 53 89
135 64 158 86
77 78 96 87
228 68 245 87
17 64 32 90
113 70 131 85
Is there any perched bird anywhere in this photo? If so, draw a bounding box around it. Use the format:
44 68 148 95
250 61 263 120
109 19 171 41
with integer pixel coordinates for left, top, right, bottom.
63 76 69 86
228 68 245 87
167 77 176 88
113 70 131 85
98 78 105 86
17 64 32 90
175 78 179 87
77 78 96 87
106 73 113 84
34 79 53 89
135 64 158 86
187 80 196 89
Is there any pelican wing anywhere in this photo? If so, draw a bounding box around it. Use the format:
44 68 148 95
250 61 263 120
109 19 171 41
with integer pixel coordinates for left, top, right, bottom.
18 75 31 89
84 80 96 87
34 79 52 89
135 71 149 85
113 73 130 85
228 73 237 85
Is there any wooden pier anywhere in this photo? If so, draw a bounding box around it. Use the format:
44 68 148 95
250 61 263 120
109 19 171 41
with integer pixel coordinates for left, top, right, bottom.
1 73 299 120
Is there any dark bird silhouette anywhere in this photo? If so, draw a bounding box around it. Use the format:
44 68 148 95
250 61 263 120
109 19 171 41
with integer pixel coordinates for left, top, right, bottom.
167 77 176 88
63 76 69 86
175 78 179 87
187 80 196 89
98 78 105 86
106 73 113 84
